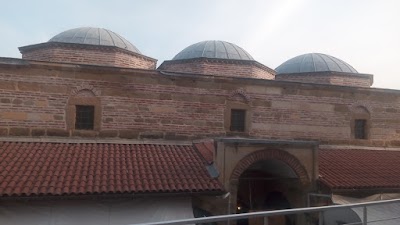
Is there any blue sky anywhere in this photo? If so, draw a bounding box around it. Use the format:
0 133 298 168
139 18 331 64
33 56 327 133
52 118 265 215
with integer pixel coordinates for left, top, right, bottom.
1 0 399 89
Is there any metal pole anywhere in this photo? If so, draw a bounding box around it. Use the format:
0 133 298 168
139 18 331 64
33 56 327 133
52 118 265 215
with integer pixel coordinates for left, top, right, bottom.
319 211 324 225
263 216 268 225
363 206 367 225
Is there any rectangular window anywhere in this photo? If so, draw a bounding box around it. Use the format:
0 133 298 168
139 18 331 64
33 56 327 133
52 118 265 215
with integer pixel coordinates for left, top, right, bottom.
355 119 367 139
75 105 95 130
230 109 246 132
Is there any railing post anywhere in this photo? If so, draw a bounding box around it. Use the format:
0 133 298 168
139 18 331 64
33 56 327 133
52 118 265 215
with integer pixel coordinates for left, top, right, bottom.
263 216 268 225
319 211 324 225
363 206 367 225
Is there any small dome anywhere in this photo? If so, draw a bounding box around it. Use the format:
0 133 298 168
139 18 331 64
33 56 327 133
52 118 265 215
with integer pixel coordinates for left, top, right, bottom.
49 27 141 53
173 40 254 61
276 53 357 74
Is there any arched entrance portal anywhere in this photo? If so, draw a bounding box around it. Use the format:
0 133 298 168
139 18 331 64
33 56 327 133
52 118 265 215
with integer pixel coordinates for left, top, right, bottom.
232 150 309 225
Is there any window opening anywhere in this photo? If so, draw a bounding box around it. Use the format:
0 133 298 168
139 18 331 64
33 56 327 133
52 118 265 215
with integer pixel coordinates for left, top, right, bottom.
230 109 246 132
75 105 95 130
354 119 366 139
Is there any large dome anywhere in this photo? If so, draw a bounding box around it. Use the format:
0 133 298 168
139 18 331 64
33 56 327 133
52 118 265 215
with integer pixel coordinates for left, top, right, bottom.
49 27 141 53
173 40 254 61
276 53 357 74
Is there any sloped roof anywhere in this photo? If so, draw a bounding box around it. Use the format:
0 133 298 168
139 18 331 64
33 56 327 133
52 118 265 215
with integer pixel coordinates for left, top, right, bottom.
194 141 214 165
319 149 400 190
0 142 223 197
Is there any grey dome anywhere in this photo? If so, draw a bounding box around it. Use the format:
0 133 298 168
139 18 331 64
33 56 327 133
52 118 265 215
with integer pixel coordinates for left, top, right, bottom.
49 27 141 53
173 40 254 61
276 53 357 74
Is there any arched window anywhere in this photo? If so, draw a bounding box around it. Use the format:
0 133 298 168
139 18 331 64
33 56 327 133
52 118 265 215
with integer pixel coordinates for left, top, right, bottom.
351 106 370 139
225 90 251 134
66 89 101 132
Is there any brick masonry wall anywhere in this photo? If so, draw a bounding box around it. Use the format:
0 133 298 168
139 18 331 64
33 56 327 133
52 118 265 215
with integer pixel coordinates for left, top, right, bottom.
275 73 372 87
114 51 155 69
0 61 399 146
22 46 156 69
160 60 275 79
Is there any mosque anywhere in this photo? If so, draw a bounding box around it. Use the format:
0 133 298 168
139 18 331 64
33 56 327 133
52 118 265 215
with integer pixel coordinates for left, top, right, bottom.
1 27 400 225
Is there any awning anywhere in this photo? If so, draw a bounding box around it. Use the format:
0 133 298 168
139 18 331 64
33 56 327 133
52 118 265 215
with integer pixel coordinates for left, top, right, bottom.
324 194 400 225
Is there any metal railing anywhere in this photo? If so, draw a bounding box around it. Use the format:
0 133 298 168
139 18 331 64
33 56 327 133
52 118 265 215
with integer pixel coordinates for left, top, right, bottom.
133 198 400 225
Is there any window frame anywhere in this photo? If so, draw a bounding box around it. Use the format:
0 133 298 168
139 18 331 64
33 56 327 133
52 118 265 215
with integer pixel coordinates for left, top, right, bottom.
75 105 95 130
350 107 370 140
230 109 246 132
66 96 101 132
224 101 251 135
354 119 367 140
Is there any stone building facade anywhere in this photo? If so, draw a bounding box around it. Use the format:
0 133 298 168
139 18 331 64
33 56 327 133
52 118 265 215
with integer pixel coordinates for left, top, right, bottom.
1 27 400 225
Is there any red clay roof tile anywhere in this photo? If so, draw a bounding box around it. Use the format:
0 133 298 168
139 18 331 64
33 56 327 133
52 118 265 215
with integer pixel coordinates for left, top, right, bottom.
194 141 215 164
319 149 400 190
0 142 223 197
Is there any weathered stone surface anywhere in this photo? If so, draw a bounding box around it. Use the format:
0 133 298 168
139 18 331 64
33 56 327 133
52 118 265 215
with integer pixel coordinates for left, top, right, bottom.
0 81 15 90
47 128 69 137
53 115 64 120
9 128 30 136
35 100 48 107
386 108 398 113
150 106 176 113
252 100 271 107
334 104 349 112
0 98 11 103
18 82 40 92
1 112 27 120
31 128 46 136
12 99 23 105
0 127 8 136
140 131 164 139
199 95 225 104
119 130 139 139
27 113 53 121
40 84 68 94
389 140 400 146
159 94 172 100
133 91 160 100
99 130 118 138
164 132 189 140
172 94 199 102
72 130 97 137
103 117 113 123
24 100 34 106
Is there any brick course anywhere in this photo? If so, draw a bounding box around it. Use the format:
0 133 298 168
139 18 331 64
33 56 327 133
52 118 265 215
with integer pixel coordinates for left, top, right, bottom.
20 43 156 69
0 59 400 146
159 58 275 79
275 72 373 87
230 149 310 185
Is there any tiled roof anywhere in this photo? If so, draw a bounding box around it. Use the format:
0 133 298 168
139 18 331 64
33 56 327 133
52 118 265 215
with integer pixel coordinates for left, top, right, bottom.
319 149 400 190
0 142 223 197
194 140 214 164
